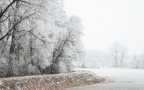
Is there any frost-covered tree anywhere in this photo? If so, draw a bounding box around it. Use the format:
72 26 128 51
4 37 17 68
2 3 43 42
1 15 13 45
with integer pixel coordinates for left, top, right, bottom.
131 53 144 69
3 0 55 77
51 16 84 74
0 0 84 77
132 55 138 69
138 53 144 69
109 42 127 68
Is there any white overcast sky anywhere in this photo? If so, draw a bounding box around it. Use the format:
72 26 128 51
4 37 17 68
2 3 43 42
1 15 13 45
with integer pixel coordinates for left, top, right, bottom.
64 0 144 55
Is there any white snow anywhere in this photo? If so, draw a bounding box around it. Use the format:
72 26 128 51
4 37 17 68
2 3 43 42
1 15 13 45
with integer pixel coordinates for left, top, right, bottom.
83 68 144 83
64 68 144 90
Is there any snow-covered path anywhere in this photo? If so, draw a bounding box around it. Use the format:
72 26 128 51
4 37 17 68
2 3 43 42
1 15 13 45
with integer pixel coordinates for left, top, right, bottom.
64 69 144 90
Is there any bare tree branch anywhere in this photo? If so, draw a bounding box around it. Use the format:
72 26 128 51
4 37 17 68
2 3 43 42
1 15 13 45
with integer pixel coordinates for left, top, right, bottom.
54 31 72 63
16 29 50 44
0 0 16 19
0 12 35 40
0 14 11 23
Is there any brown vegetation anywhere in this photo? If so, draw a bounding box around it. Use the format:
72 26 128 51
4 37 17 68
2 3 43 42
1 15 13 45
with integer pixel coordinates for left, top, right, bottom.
0 71 105 90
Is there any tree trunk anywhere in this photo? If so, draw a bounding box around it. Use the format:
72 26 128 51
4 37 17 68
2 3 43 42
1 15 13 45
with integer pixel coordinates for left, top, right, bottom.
7 1 20 77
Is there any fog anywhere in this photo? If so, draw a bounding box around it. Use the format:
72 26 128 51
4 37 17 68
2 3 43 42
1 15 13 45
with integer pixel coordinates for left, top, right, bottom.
64 0 144 69
64 0 144 55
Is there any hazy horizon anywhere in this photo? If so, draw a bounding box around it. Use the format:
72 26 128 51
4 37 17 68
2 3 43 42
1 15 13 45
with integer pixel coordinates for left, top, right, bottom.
64 0 144 55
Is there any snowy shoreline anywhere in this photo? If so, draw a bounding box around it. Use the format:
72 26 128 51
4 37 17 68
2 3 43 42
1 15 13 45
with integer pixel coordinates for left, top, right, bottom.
65 69 144 90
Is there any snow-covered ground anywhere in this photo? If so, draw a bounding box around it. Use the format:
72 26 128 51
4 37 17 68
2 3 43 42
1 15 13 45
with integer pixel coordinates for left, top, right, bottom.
64 68 144 90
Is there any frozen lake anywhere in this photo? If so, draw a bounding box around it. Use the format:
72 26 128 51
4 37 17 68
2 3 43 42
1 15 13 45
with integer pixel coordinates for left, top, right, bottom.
64 68 144 90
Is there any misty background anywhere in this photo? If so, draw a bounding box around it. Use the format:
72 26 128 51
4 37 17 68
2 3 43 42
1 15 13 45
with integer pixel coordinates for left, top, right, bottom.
64 0 144 69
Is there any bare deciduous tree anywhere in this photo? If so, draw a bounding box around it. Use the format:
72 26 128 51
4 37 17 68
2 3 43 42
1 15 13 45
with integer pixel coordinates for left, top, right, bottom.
109 42 127 68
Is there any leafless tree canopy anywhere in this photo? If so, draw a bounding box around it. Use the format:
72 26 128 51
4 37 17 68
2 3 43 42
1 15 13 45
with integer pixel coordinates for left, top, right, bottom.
109 42 127 68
